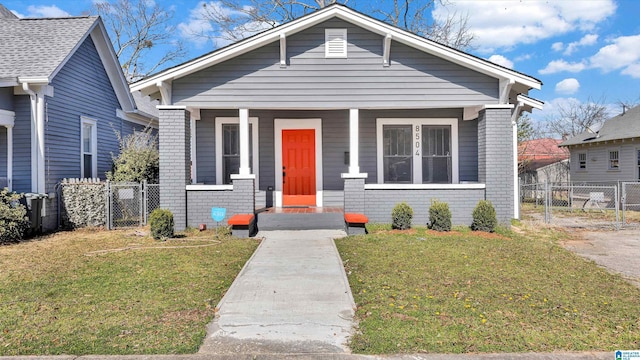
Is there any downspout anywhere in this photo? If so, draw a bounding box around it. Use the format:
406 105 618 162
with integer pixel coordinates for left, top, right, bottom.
22 83 38 193
21 82 46 194
511 101 524 220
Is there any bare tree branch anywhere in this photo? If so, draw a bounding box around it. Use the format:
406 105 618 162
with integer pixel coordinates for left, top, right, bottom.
545 97 611 138
93 0 186 82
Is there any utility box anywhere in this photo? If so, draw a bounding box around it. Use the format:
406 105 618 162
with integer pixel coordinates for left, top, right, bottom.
23 193 48 234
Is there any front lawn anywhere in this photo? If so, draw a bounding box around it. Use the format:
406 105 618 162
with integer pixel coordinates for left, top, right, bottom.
336 225 640 354
0 228 258 355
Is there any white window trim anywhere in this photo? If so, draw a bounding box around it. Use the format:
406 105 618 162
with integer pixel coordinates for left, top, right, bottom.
274 118 323 207
215 117 259 185
80 116 97 179
376 118 458 184
325 28 347 58
608 148 620 171
577 151 587 171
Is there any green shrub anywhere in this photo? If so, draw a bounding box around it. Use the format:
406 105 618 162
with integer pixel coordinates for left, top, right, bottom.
471 200 497 232
392 202 413 230
428 199 451 231
0 188 30 244
149 208 174 240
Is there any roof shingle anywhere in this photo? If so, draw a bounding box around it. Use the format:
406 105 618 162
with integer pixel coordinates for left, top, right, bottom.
0 14 97 79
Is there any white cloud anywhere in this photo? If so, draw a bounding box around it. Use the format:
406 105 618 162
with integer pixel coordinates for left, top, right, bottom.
564 34 598 55
621 63 640 78
539 59 587 74
589 34 640 73
433 0 616 53
551 42 564 52
487 54 513 69
555 78 580 95
24 5 71 18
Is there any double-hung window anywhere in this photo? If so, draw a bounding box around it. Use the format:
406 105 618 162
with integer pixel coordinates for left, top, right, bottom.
377 118 458 184
609 150 619 170
578 152 587 170
215 117 259 185
80 117 97 179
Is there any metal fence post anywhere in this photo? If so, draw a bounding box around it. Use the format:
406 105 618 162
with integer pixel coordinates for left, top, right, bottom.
143 180 148 225
615 184 620 230
106 180 111 230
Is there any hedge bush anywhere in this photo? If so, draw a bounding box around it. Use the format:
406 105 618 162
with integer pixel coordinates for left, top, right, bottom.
428 199 451 231
392 202 413 230
0 188 30 244
149 208 174 240
471 200 497 232
60 180 107 228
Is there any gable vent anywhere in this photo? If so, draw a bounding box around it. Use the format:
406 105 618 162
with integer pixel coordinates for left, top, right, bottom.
325 29 347 58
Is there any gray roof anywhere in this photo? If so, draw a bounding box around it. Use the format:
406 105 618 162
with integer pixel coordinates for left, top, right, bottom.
0 13 97 79
561 105 640 146
131 91 159 119
0 4 17 19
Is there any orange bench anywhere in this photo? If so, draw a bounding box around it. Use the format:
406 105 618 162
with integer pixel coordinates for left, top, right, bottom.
344 213 368 235
228 214 256 237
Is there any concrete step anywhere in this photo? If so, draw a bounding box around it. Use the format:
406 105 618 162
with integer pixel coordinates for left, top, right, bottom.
256 212 344 231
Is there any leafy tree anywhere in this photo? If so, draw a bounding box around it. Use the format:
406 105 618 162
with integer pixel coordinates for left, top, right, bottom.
191 0 473 50
517 114 535 143
92 0 186 82
107 126 159 183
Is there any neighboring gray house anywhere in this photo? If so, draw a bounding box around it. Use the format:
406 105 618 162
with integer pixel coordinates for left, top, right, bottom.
0 5 157 230
131 4 542 229
561 105 640 183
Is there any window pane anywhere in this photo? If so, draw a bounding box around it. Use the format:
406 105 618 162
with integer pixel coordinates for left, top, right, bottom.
422 156 451 183
422 125 451 183
221 123 253 184
383 125 412 183
83 154 92 178
83 124 92 153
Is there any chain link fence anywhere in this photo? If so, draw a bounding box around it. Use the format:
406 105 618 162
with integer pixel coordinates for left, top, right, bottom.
519 181 634 230
107 181 159 229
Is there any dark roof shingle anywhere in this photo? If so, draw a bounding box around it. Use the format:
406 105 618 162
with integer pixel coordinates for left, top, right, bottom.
561 105 640 146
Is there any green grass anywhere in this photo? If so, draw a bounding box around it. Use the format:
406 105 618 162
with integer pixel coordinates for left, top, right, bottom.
0 227 258 355
336 225 640 354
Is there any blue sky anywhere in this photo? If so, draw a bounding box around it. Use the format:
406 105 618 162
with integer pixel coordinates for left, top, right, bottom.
4 0 640 128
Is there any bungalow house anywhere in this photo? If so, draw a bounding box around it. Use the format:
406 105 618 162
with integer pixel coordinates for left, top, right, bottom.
0 4 157 231
130 4 543 230
519 138 570 184
561 105 640 183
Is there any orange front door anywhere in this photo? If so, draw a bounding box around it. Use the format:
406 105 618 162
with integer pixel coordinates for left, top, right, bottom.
282 129 316 206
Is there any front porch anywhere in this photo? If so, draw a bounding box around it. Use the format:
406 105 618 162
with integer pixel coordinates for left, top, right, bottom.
159 106 510 231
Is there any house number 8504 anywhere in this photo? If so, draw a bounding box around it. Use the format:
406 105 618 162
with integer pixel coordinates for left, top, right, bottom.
415 125 420 156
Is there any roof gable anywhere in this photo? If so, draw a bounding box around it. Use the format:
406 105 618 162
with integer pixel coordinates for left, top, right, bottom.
132 4 541 96
0 13 136 112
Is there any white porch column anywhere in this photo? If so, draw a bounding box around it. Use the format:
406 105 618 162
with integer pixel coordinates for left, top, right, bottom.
238 108 251 176
349 108 360 174
6 125 12 191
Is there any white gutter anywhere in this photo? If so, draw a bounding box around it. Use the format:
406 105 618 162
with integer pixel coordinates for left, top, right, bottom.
511 101 524 220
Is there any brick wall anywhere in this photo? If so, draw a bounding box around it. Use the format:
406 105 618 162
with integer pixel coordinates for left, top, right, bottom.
478 107 514 223
344 178 365 213
159 108 190 231
363 188 485 225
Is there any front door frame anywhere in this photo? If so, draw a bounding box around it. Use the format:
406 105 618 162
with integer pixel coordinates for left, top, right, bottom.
274 118 323 207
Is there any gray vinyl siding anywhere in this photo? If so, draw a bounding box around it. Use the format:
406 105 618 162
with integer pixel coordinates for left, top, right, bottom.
569 142 640 183
459 118 479 181
194 108 478 189
0 126 6 178
172 19 498 109
0 87 13 110
12 95 30 193
46 35 127 194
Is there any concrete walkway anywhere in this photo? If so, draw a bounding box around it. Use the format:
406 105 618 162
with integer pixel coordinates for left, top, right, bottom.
199 230 355 354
